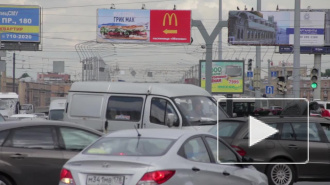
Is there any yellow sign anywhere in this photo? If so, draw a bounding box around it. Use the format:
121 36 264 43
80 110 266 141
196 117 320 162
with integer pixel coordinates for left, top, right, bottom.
163 13 178 26
163 13 178 34
163 29 177 34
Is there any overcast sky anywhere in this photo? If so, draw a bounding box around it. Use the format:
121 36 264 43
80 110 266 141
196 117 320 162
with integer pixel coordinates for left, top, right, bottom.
1 0 330 82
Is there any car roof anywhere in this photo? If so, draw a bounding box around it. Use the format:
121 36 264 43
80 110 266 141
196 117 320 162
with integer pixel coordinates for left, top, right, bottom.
0 120 103 135
105 129 211 139
70 82 211 98
219 116 330 124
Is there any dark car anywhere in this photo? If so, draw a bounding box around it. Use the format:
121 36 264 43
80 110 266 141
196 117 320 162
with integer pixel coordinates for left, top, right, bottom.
0 120 103 185
209 116 330 185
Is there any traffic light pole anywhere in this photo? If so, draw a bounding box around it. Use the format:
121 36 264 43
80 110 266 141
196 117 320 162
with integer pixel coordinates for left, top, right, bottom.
314 54 321 100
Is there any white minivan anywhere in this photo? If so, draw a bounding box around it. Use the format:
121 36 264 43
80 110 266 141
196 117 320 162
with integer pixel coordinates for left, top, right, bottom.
63 82 228 132
49 98 66 120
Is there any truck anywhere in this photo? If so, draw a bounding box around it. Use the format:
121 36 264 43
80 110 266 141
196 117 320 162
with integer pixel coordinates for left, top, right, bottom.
0 92 20 118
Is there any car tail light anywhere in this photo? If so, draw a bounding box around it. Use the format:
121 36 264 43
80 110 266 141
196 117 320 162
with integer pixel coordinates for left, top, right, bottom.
137 170 175 185
60 168 75 185
231 145 246 156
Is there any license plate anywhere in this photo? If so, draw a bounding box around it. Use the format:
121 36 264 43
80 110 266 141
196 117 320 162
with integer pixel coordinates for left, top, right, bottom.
87 175 124 185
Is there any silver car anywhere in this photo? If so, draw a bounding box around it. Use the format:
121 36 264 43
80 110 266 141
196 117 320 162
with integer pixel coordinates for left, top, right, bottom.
59 129 267 185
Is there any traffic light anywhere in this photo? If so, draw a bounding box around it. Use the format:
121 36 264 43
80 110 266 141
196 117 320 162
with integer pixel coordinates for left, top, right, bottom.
310 68 318 89
248 59 252 71
277 76 287 94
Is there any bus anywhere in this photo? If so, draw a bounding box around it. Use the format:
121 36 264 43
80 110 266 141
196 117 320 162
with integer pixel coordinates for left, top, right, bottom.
0 92 20 118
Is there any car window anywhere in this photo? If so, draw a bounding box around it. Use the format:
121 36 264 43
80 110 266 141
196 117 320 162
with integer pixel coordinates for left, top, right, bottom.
106 96 143 122
205 137 238 163
209 122 242 137
85 137 174 156
0 114 5 122
182 137 210 163
0 131 9 145
281 123 295 140
60 127 100 151
321 123 330 142
244 123 277 139
291 122 320 141
4 127 55 149
150 98 179 126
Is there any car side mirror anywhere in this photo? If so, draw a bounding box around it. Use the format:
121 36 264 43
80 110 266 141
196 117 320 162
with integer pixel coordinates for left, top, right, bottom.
165 113 175 127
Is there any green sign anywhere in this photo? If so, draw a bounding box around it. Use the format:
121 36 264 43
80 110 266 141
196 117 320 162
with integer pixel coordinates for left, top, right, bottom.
200 60 244 94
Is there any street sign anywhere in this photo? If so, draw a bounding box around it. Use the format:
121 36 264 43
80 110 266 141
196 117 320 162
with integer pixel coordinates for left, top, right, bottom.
271 71 277 77
150 10 191 43
265 86 274 94
247 71 253 77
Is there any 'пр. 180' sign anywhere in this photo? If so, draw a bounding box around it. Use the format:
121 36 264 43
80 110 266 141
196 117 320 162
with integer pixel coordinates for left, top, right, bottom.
97 9 191 44
199 60 244 94
0 5 41 42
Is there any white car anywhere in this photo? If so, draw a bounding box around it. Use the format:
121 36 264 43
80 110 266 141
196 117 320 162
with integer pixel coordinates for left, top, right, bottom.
60 129 267 185
9 114 37 120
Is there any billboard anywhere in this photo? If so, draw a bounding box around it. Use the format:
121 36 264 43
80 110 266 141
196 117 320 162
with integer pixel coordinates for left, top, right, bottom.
0 5 41 42
150 10 191 43
53 61 65 73
200 60 244 94
97 9 150 43
97 9 191 44
228 11 325 46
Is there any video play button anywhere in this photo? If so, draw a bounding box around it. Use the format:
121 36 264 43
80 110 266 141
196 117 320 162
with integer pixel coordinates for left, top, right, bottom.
249 116 279 147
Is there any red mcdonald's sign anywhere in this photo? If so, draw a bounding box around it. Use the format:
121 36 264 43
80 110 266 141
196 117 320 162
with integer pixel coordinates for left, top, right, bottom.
150 10 191 43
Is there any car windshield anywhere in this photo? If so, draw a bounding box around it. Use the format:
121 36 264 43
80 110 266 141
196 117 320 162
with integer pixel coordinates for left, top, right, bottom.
209 121 243 137
173 96 227 125
0 99 16 110
49 109 64 120
84 137 174 156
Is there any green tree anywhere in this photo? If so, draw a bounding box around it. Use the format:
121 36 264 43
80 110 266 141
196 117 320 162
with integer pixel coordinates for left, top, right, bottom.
321 69 330 77
19 73 30 79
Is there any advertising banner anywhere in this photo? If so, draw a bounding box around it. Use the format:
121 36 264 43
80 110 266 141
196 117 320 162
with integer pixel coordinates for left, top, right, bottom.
200 60 244 94
97 9 191 44
97 9 150 43
150 10 191 43
0 5 41 42
228 11 325 46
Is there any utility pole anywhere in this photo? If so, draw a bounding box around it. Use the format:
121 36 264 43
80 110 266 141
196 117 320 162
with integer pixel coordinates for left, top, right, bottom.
293 0 301 98
218 0 222 60
12 52 15 93
255 0 262 107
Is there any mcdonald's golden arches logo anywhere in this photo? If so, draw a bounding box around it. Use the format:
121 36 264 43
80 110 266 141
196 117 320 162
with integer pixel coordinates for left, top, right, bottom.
163 13 178 34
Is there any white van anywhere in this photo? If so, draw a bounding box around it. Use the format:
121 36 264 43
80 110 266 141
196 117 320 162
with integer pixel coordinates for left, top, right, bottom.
63 82 228 132
49 98 66 120
0 92 20 118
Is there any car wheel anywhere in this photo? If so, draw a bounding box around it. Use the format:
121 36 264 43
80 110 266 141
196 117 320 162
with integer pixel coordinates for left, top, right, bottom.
0 176 13 185
266 160 295 185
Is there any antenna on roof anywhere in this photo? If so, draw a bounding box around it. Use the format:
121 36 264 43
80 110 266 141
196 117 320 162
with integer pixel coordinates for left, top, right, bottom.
134 125 141 137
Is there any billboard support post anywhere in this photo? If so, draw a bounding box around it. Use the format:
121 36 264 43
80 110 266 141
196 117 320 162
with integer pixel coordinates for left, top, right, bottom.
314 54 321 100
293 0 301 98
192 20 227 94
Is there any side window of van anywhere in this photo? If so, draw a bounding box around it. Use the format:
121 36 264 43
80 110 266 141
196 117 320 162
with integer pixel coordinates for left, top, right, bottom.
106 96 143 122
150 98 179 126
